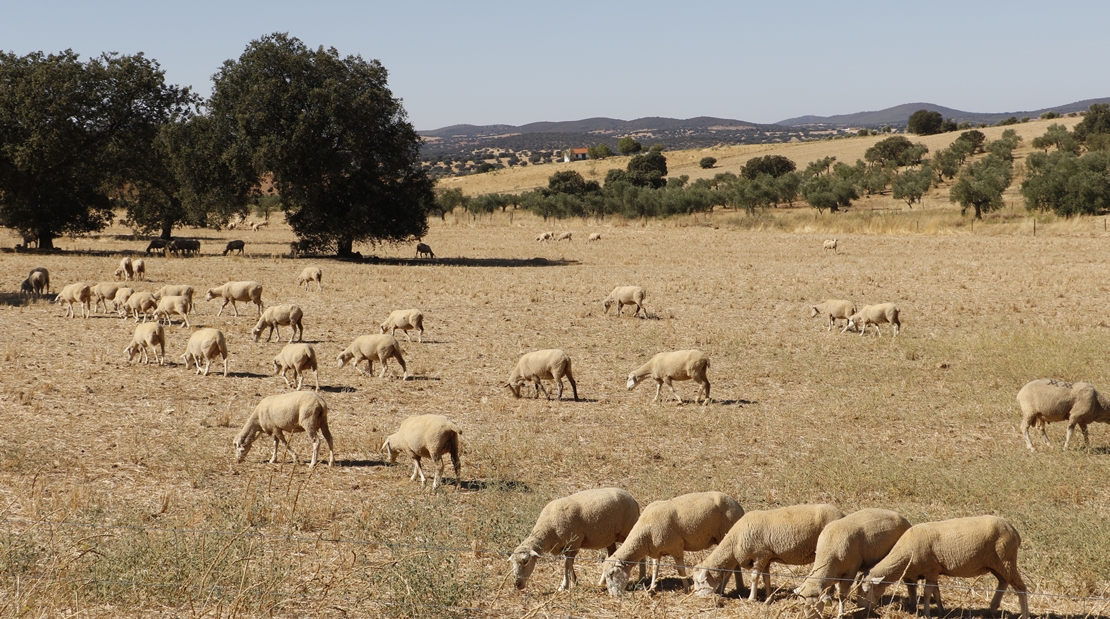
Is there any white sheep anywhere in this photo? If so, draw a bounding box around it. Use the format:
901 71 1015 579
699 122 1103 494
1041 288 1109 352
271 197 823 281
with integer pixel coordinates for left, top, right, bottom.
847 303 901 337
133 258 145 281
250 220 269 231
111 287 135 314
234 391 333 467
603 491 744 596
823 238 838 253
603 285 647 318
153 285 194 314
382 414 461 490
860 516 1029 619
379 309 424 343
125 322 166 365
510 488 642 591
273 343 319 391
794 508 912 619
506 349 578 401
181 328 229 377
1018 378 1110 451
587 233 602 242
115 256 134 280
153 295 191 328
122 291 157 323
336 334 409 379
55 283 91 319
692 503 845 602
91 282 123 314
297 266 323 291
206 281 263 317
627 350 710 405
252 304 304 343
556 231 572 241
810 299 856 333
536 231 553 242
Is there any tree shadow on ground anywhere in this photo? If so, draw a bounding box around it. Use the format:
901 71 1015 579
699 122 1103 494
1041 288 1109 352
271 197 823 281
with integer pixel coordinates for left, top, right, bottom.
363 256 578 268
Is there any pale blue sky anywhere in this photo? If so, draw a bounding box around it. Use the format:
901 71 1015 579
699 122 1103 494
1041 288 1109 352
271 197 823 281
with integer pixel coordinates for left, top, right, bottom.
2 1 1106 130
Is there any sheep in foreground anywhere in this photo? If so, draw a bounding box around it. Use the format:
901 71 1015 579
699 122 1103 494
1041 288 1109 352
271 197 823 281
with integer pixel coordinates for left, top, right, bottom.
55 283 91 319
273 343 319 391
536 231 553 242
810 299 856 333
860 515 1028 619
153 285 194 314
1018 378 1110 451
336 334 409 379
692 504 845 601
205 281 263 317
133 258 145 281
91 282 123 314
627 349 711 405
125 322 166 365
587 233 601 242
223 240 245 255
122 291 157 322
603 491 744 596
603 285 647 318
252 304 304 343
181 328 229 377
506 349 578 401
28 267 50 296
382 414 461 490
557 231 572 241
794 508 912 619
379 309 424 343
823 238 838 253
115 256 134 280
111 287 135 314
234 391 333 467
847 303 901 337
415 242 435 258
297 266 323 291
511 488 641 591
153 295 191 328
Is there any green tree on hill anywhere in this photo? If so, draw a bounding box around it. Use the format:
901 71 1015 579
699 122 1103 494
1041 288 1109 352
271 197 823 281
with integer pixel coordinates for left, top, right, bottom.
617 136 642 155
741 154 796 179
907 109 944 135
950 155 1013 219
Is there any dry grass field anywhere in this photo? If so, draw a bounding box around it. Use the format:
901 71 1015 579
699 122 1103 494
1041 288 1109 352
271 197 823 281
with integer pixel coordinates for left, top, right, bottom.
3 199 1110 618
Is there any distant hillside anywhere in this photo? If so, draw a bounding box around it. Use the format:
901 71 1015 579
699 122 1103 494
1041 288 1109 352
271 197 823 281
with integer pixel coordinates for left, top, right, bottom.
776 98 1110 127
420 116 764 138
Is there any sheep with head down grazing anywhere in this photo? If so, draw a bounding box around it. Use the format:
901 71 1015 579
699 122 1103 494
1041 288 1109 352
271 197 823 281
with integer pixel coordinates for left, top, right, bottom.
273 343 319 391
379 309 424 343
382 414 461 490
603 286 646 318
234 391 333 467
507 349 578 401
297 266 322 291
847 303 901 337
252 304 304 343
205 281 263 317
125 322 165 365
181 328 229 377
56 283 91 319
810 299 856 333
337 334 409 379
1018 378 1110 451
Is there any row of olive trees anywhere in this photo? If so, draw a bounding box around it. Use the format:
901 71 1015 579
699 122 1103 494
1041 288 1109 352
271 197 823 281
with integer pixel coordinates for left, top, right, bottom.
1021 104 1110 217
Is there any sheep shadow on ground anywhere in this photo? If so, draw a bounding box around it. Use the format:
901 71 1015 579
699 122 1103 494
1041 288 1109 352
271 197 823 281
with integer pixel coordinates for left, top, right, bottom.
318 385 354 394
0 292 29 307
459 479 531 493
716 398 757 406
1086 445 1110 455
342 458 391 468
407 376 441 381
227 371 268 379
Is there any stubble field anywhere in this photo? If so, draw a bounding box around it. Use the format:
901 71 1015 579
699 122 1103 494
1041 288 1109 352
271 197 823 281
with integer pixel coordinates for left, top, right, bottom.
2 212 1109 618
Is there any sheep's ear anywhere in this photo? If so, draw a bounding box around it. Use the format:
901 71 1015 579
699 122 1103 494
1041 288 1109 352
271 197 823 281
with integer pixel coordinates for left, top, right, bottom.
529 550 541 558
869 577 882 585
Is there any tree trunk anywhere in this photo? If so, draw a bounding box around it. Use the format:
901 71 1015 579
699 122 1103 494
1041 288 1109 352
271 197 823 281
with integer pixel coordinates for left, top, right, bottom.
160 221 173 240
336 238 353 257
975 204 983 220
37 230 54 250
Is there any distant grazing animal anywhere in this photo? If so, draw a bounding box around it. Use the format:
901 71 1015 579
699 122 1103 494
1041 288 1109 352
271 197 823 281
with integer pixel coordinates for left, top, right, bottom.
252 304 304 343
1018 378 1110 452
603 285 647 318
125 322 166 365
122 291 157 322
379 309 424 342
55 282 91 319
627 350 711 405
536 231 554 243
181 328 229 377
587 233 601 242
810 299 856 333
234 391 333 467
337 334 409 379
18 278 34 298
115 257 134 281
847 303 901 337
382 414 462 490
415 242 435 259
507 349 578 401
153 285 194 315
823 238 838 253
153 295 191 328
223 240 245 255
145 238 168 254
91 282 123 314
557 231 572 241
132 258 145 281
272 343 319 391
168 238 200 256
297 266 323 291
28 267 50 296
206 281 264 317
250 220 269 231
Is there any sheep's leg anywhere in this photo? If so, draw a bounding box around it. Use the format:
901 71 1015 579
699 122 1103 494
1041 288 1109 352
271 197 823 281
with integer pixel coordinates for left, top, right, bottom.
535 379 550 400
1064 423 1075 450
313 368 319 391
295 371 303 391
674 555 690 593
1081 423 1091 447
1039 420 1051 446
377 355 388 378
647 559 660 591
277 431 299 464
827 317 834 332
555 378 564 401
269 434 280 463
665 378 683 404
280 369 293 389
413 458 427 486
417 328 423 343
201 357 211 376
652 380 663 403
558 553 578 591
217 300 226 317
432 455 444 490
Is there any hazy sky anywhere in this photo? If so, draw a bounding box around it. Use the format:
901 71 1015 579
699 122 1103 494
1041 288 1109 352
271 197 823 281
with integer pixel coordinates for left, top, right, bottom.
3 1 1107 130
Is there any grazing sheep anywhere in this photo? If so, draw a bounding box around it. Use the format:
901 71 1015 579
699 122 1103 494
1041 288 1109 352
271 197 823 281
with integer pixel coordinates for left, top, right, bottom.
297 266 323 291
206 281 263 317
382 414 462 490
847 303 901 337
234 391 333 467
125 322 166 365
28 267 49 296
145 238 167 254
252 304 304 343
603 285 647 318
1018 378 1110 451
181 328 229 377
587 233 601 242
153 295 191 328
603 491 744 596
379 309 424 343
506 349 578 401
511 488 642 591
692 504 845 602
115 256 134 281
273 343 319 391
536 231 553 242
336 334 409 379
122 291 157 323
168 238 200 256
823 238 838 253
153 285 194 314
91 282 123 313
794 508 912 619
860 516 1029 619
223 240 245 256
111 287 135 314
415 242 435 259
250 220 269 231
133 258 145 281
557 231 572 241
18 278 34 299
627 350 711 405
55 283 91 319
810 299 856 333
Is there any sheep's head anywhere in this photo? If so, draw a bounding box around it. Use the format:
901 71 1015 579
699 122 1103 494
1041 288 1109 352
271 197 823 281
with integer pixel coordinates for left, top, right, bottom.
602 298 613 314
509 549 541 590
233 432 256 463
381 437 399 463
846 316 859 331
205 290 217 302
125 345 138 361
793 582 828 619
858 577 889 609
251 324 264 342
603 558 631 597
626 373 643 391
691 567 720 597
810 306 819 318
378 324 387 334
506 381 522 399
337 350 353 369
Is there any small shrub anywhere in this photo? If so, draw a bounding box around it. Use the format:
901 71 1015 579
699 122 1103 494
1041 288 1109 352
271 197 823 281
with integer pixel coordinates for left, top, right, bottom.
699 156 717 169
